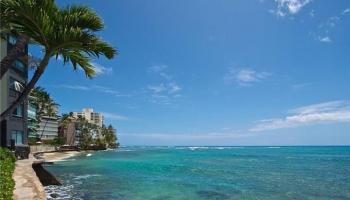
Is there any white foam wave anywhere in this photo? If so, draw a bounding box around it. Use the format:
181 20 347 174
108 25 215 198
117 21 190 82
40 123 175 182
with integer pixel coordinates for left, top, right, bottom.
45 184 79 200
118 149 134 152
188 147 209 150
73 174 101 180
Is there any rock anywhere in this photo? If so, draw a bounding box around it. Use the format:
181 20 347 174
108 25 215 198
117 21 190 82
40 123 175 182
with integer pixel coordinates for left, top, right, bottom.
50 193 58 198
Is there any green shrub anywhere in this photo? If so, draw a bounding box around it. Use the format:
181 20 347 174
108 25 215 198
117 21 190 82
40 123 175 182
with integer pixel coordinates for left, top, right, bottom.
0 148 16 200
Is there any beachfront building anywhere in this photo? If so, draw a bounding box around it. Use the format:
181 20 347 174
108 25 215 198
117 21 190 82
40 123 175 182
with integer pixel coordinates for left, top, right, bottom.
37 113 59 140
58 115 77 146
28 96 38 140
0 34 29 158
72 108 104 127
0 35 29 146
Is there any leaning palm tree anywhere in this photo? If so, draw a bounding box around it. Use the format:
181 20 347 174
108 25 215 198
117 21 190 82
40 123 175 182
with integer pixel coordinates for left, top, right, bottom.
0 0 116 120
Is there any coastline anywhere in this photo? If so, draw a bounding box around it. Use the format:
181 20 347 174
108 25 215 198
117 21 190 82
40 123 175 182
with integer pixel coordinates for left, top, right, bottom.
40 151 82 162
12 151 81 200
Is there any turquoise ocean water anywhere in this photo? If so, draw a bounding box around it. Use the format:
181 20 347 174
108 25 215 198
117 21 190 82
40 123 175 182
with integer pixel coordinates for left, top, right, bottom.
44 146 350 200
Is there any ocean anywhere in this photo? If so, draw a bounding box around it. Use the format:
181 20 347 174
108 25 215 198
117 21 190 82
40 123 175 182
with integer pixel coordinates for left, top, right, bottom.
44 146 350 200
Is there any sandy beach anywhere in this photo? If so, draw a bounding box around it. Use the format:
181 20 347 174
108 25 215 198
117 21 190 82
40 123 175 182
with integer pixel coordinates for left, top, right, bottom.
40 151 81 162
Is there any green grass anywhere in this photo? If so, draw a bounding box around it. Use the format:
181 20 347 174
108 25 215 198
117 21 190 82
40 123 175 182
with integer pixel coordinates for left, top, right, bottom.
0 148 16 200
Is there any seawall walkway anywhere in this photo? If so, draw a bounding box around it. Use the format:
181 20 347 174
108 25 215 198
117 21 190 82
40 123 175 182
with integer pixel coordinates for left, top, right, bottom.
13 155 46 200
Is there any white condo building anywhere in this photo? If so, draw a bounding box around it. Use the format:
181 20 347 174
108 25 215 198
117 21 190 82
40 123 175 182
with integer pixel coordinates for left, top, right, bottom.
72 108 104 127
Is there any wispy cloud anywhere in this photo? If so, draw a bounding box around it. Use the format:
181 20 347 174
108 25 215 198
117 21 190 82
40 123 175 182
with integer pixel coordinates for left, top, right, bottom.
313 9 349 43
318 36 331 43
290 83 311 90
147 84 167 93
91 62 113 75
102 112 129 121
271 0 312 17
342 8 350 15
250 100 350 132
56 84 130 97
147 64 182 104
149 64 168 73
56 85 90 91
149 64 172 80
224 68 270 86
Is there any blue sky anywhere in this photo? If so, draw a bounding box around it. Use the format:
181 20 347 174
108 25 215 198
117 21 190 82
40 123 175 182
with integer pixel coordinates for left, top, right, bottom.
34 0 350 145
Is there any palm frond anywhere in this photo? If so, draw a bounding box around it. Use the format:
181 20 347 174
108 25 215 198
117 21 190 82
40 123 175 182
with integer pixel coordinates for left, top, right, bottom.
60 5 103 31
57 50 96 78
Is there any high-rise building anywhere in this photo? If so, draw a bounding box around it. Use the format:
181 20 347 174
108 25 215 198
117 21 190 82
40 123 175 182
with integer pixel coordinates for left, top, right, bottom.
72 108 104 127
0 35 29 155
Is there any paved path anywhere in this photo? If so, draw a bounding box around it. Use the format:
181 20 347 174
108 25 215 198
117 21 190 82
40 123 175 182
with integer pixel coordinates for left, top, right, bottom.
13 155 46 200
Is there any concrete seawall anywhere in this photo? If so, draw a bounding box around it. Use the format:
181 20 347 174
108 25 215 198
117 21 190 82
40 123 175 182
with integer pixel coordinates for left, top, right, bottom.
13 155 46 200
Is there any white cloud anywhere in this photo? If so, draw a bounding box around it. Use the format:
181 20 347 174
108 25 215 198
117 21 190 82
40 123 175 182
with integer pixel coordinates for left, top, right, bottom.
147 82 182 104
314 12 346 43
91 62 113 75
56 84 130 97
102 112 129 121
319 36 331 43
149 64 167 73
147 82 181 94
168 82 182 93
149 64 172 80
147 84 167 93
342 8 350 15
147 64 182 104
224 68 270 86
272 0 312 17
291 83 310 90
250 100 350 131
56 85 90 91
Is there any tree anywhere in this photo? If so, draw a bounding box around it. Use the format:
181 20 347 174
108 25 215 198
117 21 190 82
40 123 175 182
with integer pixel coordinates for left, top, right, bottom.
102 124 118 149
0 0 116 121
75 117 96 149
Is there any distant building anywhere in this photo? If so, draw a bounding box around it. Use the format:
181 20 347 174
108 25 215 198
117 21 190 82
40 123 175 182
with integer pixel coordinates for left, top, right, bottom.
72 108 104 127
0 34 29 148
58 120 76 146
38 115 59 140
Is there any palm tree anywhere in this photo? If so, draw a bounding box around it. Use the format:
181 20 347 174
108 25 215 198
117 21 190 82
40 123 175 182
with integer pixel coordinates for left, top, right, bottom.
0 0 117 120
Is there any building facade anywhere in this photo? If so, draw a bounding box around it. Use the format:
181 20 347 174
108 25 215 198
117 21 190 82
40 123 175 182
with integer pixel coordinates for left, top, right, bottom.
73 108 104 127
37 115 59 140
0 35 29 149
28 96 38 140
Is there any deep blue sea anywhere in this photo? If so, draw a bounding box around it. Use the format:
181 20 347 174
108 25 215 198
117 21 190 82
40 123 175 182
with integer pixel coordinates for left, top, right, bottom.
44 146 350 200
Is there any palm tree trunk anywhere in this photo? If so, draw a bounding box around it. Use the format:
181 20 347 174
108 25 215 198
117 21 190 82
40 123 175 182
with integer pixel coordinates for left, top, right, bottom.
0 53 51 121
0 34 30 79
39 119 49 139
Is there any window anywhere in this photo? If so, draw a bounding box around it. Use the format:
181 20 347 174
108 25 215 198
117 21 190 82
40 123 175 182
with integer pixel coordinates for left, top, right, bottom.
8 35 17 45
9 77 24 92
13 60 25 72
12 105 23 117
11 131 23 145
